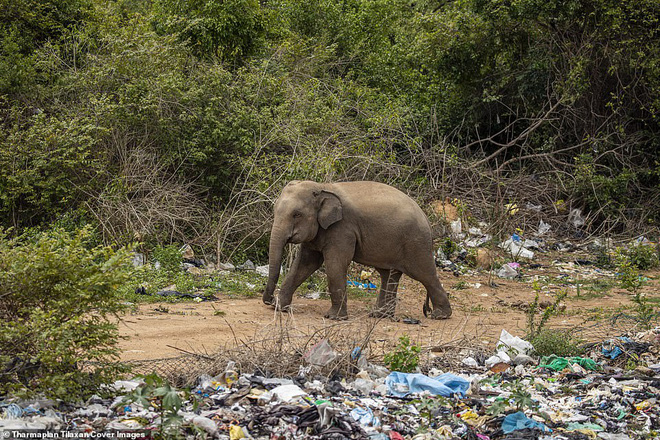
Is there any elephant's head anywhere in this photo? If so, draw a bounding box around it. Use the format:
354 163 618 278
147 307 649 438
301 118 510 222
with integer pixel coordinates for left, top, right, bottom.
263 181 342 304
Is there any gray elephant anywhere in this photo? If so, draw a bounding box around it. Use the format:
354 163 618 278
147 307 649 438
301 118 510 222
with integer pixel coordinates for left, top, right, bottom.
262 180 452 320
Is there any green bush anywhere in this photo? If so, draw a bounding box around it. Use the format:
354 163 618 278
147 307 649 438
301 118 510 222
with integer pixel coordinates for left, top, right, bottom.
529 329 583 357
615 250 658 330
383 335 421 373
0 227 133 400
625 245 659 270
152 244 183 274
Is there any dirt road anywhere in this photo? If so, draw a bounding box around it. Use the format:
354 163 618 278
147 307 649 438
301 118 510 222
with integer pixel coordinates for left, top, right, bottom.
118 266 639 361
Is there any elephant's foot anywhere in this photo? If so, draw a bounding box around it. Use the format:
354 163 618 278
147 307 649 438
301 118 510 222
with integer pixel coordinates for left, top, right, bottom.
324 307 348 320
429 307 452 320
263 295 275 306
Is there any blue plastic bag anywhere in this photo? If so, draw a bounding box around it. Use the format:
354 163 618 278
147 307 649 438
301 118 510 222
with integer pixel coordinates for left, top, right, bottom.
385 372 470 398
350 407 380 427
502 412 551 434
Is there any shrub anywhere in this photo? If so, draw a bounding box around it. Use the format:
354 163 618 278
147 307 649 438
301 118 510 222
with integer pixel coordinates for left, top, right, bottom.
625 244 659 270
0 227 133 400
152 244 183 274
616 250 658 330
383 335 421 373
529 329 583 357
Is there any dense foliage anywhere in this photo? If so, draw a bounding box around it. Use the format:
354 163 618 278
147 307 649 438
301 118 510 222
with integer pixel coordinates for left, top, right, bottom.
0 227 133 398
1 0 659 253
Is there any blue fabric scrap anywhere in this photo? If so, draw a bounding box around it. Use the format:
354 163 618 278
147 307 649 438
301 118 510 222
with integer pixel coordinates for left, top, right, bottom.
385 372 470 398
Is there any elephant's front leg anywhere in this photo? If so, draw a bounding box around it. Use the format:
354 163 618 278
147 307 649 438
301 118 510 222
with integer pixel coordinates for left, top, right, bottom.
277 246 323 310
323 244 354 320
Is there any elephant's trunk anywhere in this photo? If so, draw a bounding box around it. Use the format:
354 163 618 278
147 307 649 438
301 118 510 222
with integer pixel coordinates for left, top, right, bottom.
263 223 289 305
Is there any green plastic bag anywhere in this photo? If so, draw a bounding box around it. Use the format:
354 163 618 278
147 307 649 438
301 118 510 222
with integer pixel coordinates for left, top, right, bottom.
538 355 599 371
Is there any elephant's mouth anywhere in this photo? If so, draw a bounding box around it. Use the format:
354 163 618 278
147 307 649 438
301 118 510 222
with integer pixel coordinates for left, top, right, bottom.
289 233 303 244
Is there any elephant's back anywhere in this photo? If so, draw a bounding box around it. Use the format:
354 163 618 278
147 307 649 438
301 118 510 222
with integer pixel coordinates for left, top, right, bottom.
331 181 431 233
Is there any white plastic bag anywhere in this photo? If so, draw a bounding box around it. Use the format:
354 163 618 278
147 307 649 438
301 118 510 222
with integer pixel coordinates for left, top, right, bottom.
303 339 337 366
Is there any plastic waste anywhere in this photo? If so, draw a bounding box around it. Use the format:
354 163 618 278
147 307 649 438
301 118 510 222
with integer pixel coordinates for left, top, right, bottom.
568 208 586 228
500 237 535 259
229 424 246 439
462 357 479 367
352 378 376 395
505 203 519 215
216 361 239 386
502 412 551 433
385 372 470 398
131 253 145 267
598 434 633 440
538 355 600 371
271 384 308 402
350 407 380 427
485 352 511 367
537 220 551 236
187 415 218 437
303 339 338 366
255 265 269 277
496 329 534 357
450 218 462 237
602 340 624 359
347 280 377 289
496 263 519 279
567 422 604 432
468 227 483 236
513 354 535 366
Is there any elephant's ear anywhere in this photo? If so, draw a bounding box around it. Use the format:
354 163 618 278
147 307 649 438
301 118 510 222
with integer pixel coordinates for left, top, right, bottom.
317 191 343 229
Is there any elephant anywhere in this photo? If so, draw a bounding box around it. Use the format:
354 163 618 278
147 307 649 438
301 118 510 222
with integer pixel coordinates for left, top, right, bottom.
262 180 452 320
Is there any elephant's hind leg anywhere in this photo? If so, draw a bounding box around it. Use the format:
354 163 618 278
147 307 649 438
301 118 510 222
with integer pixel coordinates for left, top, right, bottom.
404 257 452 319
370 268 402 318
277 246 323 310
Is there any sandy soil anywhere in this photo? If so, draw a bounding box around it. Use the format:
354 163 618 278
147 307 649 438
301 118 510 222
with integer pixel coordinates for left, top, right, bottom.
118 262 650 361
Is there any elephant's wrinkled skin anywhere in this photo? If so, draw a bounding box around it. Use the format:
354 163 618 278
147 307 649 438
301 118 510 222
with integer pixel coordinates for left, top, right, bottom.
262 181 452 320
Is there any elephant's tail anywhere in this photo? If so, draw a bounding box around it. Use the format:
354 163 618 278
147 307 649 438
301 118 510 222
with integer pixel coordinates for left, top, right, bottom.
423 292 431 317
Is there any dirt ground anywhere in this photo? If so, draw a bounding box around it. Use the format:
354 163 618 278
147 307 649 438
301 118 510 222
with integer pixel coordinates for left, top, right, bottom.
118 260 651 361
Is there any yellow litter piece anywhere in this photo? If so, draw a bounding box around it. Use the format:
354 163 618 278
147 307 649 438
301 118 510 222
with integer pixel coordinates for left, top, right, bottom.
636 400 653 411
229 425 245 440
505 203 519 215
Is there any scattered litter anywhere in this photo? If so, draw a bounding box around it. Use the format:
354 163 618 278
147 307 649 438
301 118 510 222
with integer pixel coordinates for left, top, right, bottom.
347 280 377 289
4 325 660 439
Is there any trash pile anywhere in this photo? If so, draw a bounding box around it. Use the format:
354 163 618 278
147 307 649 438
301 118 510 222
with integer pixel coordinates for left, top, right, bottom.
2 328 659 439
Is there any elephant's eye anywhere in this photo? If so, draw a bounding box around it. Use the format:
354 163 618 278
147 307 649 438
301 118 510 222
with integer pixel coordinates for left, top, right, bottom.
293 212 302 218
